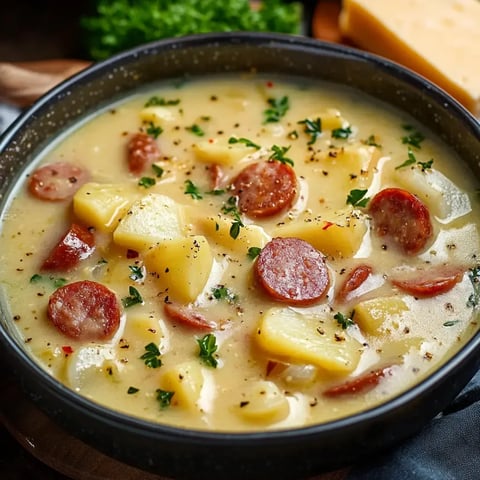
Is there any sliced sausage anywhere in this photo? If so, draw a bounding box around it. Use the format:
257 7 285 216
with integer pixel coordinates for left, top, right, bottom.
127 132 160 175
368 187 433 255
164 302 215 330
47 280 121 340
336 264 373 302
323 366 391 397
391 267 464 298
28 162 89 201
255 237 329 306
42 223 95 271
230 160 297 218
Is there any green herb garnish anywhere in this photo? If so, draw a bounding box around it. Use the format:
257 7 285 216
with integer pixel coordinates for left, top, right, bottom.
334 312 354 329
443 320 460 327
228 137 261 149
221 196 244 239
332 125 352 139
144 96 180 107
30 274 43 283
140 342 162 368
212 285 238 303
269 144 294 166
247 246 262 260
363 134 381 147
156 388 174 408
467 266 480 308
197 333 218 368
122 286 143 308
152 164 164 178
263 96 289 123
186 124 205 136
145 122 163 139
298 117 322 145
184 179 203 199
138 176 156 188
401 124 425 148
418 159 434 172
395 148 417 170
128 265 144 281
346 189 370 207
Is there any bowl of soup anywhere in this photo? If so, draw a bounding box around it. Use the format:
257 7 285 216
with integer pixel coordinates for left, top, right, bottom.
0 32 479 479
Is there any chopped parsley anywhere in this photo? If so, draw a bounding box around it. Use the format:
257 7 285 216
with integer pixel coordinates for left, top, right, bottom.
263 96 289 123
396 148 434 171
29 274 67 288
269 144 294 166
247 246 262 260
363 134 381 147
212 285 238 304
332 125 353 139
334 312 354 329
156 388 174 409
145 122 163 139
122 286 143 308
197 333 218 368
443 320 460 327
128 265 144 281
418 159 434 172
221 196 244 239
144 96 180 107
228 136 261 149
186 124 205 136
401 124 425 148
152 164 164 178
298 117 322 145
140 342 162 368
184 179 203 199
138 176 156 188
467 266 480 308
346 189 370 208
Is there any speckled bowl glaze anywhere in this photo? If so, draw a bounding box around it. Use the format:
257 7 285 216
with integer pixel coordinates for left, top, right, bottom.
1 33 479 480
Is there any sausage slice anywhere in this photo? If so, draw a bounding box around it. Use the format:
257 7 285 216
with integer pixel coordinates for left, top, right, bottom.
255 237 329 306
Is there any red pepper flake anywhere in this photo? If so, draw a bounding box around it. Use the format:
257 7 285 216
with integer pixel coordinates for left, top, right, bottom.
208 138 215 143
322 221 334 230
62 345 74 355
266 81 274 88
126 249 139 259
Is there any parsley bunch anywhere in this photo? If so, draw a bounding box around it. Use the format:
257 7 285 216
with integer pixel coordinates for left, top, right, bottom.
81 0 302 60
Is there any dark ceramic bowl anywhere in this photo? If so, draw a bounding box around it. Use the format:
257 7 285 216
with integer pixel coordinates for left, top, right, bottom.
1 33 479 480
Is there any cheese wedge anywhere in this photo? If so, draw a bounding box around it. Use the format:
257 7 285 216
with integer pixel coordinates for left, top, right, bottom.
339 0 480 117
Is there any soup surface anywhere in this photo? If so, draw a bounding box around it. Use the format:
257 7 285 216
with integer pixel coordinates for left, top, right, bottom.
0 74 479 432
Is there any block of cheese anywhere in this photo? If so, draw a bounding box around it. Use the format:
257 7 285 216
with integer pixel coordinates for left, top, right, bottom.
339 0 480 117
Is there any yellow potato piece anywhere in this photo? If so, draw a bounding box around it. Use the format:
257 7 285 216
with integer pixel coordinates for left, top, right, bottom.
140 106 177 124
160 361 204 411
195 213 270 254
145 235 213 303
353 296 409 335
273 207 367 259
113 193 185 251
235 380 289 424
256 308 362 373
193 138 257 166
307 108 348 131
122 313 166 350
73 182 137 232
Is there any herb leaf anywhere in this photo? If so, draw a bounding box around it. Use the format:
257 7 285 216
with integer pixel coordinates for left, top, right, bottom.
128 265 144 281
221 196 244 239
332 125 352 139
140 342 162 368
418 159 434 172
467 266 480 308
184 179 203 199
156 388 174 408
298 117 322 145
363 134 382 147
122 286 143 308
138 176 156 188
145 122 163 139
443 320 460 327
395 148 417 170
334 312 354 329
186 124 205 136
247 246 262 260
401 124 425 148
228 137 261 149
144 96 180 107
212 285 238 304
269 144 294 166
197 333 218 368
152 164 164 178
346 189 370 208
263 96 289 123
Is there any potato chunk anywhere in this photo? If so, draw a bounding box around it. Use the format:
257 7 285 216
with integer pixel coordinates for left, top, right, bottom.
256 308 362 373
113 193 185 251
73 182 137 232
307 108 348 131
353 296 409 335
145 235 213 303
193 138 258 166
235 380 289 424
194 213 270 254
160 361 205 411
273 207 367 258
140 106 177 124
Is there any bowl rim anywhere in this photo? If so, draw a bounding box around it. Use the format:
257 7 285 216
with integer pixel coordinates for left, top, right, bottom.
1 31 479 446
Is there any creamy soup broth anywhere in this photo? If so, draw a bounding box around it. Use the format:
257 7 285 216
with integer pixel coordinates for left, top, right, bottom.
0 74 479 431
